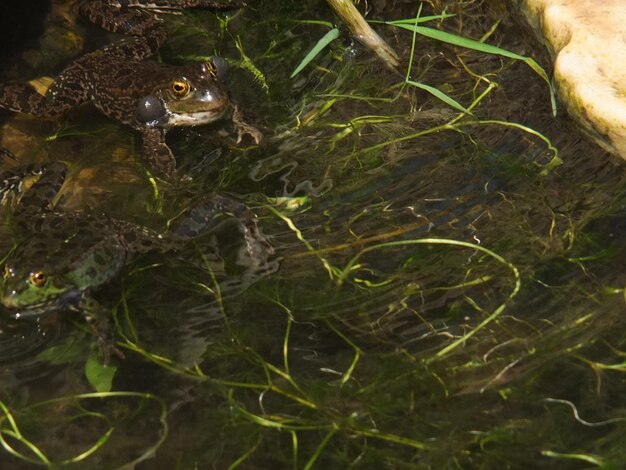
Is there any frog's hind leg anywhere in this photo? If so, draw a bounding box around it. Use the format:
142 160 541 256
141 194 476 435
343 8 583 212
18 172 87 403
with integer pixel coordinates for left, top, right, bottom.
123 1 247 11
80 1 167 59
112 219 164 254
80 1 246 60
0 83 62 117
168 193 274 260
0 68 90 118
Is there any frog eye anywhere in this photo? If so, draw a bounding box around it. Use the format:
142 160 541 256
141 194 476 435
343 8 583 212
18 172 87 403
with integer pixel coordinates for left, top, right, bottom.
29 271 47 287
171 80 191 97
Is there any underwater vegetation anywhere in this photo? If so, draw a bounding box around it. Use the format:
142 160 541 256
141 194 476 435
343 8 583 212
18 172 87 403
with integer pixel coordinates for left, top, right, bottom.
2 0 626 468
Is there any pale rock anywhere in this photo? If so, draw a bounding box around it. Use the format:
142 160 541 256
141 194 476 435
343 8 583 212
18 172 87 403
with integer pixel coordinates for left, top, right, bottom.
519 0 626 158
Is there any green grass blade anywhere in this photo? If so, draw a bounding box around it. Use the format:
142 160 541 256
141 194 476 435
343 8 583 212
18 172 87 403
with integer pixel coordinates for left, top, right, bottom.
406 80 471 114
291 28 340 78
386 13 456 24
391 23 557 115
542 450 603 466
303 427 338 470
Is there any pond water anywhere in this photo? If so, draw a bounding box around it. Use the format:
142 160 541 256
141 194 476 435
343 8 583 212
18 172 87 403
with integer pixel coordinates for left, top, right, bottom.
2 0 626 468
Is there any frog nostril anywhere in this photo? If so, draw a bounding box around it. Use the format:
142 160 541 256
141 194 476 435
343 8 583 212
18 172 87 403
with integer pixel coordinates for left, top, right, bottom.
209 56 229 82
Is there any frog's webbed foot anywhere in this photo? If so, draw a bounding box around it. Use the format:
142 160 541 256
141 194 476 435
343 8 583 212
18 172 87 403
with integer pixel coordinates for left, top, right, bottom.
81 296 125 366
0 162 67 213
15 162 67 212
232 103 263 145
0 147 17 163
141 127 177 181
0 170 25 208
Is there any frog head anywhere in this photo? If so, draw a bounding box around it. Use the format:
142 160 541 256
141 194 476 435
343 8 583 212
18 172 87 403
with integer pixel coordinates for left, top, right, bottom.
1 225 127 318
1 261 82 318
136 57 231 128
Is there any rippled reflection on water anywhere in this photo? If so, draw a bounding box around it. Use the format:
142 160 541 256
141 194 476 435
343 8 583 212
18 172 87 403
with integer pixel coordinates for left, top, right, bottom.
0 317 62 385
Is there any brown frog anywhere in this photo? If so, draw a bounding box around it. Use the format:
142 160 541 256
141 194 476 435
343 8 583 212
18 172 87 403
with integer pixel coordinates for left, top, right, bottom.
0 1 262 180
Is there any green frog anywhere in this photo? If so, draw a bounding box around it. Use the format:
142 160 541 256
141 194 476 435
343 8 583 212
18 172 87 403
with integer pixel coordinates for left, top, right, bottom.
0 1 262 180
0 161 272 321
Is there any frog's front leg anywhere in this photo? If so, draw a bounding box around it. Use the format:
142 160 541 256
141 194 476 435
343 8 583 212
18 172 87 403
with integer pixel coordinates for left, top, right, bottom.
232 103 263 145
79 295 125 365
141 127 177 180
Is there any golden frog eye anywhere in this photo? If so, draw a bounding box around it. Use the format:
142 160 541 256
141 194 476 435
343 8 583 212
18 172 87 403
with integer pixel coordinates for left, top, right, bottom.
171 80 190 97
29 271 46 287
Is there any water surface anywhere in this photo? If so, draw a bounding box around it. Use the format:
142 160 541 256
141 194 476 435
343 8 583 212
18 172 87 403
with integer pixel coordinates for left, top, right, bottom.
2 1 626 468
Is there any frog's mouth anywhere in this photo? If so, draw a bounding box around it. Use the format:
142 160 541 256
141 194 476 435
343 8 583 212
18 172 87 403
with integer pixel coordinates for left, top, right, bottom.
2 289 82 319
162 87 231 127
136 95 229 128
165 109 228 127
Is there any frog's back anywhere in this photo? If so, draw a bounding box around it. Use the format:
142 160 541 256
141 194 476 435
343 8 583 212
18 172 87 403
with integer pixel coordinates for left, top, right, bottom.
15 212 128 288
81 52 177 125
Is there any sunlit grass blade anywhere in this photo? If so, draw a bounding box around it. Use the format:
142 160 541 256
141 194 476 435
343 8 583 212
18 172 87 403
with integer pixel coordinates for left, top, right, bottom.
390 23 557 115
406 79 471 114
337 238 520 360
324 320 362 385
465 119 561 173
542 450 604 466
303 426 338 470
0 392 168 467
386 13 456 24
291 28 340 78
268 205 341 281
62 428 114 465
0 400 51 465
227 436 262 470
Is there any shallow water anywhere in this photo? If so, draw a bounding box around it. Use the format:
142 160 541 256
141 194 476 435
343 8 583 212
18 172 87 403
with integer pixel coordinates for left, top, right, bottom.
2 0 626 468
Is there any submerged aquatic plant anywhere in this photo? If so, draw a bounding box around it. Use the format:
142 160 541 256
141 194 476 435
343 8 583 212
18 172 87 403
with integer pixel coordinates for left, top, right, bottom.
4 0 625 468
0 392 167 467
293 2 555 115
